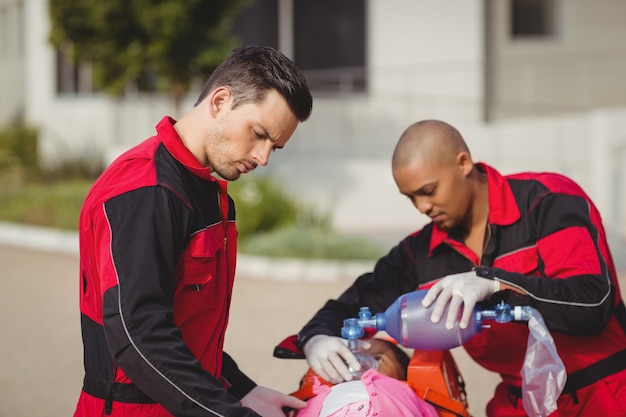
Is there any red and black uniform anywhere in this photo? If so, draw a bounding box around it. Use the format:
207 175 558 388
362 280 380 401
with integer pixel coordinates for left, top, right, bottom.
74 117 260 417
297 163 626 416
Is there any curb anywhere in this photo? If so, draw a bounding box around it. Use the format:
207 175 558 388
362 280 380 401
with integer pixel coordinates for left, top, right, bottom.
0 221 79 255
236 254 373 283
0 221 373 283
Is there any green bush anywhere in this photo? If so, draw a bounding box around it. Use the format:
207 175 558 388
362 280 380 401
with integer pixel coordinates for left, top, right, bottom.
0 124 100 230
228 175 300 239
0 124 40 187
42 156 104 182
228 175 334 242
0 123 103 186
0 179 92 230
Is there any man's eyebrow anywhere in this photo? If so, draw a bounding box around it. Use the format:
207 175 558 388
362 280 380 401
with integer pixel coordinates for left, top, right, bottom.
258 124 284 149
261 126 278 142
408 182 436 196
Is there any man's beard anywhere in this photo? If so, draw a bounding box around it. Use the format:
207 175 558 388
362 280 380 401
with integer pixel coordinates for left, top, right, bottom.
204 129 241 181
438 215 464 233
209 162 241 181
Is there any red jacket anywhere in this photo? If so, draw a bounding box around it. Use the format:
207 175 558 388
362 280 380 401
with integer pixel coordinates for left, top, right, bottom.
298 163 626 415
75 117 259 417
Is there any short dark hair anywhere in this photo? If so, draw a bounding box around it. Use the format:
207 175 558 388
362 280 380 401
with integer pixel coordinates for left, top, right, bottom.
195 45 313 122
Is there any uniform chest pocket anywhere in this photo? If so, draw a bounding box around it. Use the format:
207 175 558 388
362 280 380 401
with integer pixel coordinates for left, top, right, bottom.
174 230 223 316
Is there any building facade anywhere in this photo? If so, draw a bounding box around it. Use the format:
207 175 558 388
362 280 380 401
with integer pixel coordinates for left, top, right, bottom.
1 0 626 244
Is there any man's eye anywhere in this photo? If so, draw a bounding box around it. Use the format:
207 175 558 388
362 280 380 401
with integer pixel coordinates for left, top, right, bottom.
254 131 264 139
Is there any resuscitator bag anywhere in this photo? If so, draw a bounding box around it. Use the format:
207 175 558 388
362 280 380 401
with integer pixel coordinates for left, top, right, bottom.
520 308 567 417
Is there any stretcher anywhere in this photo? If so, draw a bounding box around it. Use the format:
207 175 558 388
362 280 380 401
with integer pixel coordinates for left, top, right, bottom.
405 349 471 417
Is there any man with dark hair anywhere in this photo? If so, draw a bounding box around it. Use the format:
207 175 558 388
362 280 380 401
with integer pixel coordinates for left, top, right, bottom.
74 46 312 417
298 120 626 416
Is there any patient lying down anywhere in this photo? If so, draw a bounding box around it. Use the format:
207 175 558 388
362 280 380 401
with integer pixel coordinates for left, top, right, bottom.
294 339 439 417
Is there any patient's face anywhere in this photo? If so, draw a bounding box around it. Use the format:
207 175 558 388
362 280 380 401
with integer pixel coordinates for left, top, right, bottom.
364 339 407 380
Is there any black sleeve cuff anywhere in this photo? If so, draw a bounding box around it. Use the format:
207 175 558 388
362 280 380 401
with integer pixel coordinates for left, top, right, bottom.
474 265 497 279
221 352 257 400
296 333 311 350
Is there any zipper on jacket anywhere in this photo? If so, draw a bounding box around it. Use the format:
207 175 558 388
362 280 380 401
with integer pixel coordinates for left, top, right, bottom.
479 223 492 266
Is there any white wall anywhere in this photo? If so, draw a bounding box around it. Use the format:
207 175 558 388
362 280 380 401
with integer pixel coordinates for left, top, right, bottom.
367 0 484 123
23 0 53 125
489 0 626 118
271 104 626 243
0 0 26 124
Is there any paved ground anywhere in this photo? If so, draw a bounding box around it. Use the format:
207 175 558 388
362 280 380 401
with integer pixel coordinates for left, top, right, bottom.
1 240 624 417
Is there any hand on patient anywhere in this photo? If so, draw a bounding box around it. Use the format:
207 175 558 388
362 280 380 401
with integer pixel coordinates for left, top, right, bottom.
241 386 306 417
303 335 370 384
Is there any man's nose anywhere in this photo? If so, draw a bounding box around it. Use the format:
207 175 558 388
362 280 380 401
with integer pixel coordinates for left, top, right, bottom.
415 197 432 214
253 142 273 167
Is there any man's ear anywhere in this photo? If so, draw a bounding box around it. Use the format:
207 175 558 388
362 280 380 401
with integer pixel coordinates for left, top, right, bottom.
457 151 473 176
207 86 232 118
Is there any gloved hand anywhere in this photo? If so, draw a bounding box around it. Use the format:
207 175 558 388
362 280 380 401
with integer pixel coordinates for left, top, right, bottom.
422 271 500 330
302 334 364 384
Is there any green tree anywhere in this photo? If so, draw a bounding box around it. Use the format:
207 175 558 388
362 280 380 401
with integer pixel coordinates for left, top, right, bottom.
48 0 249 115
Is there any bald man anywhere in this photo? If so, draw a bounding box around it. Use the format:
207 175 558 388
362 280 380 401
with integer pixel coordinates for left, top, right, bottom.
296 120 626 416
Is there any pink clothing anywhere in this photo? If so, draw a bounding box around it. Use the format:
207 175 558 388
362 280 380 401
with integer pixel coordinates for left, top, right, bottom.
297 369 438 417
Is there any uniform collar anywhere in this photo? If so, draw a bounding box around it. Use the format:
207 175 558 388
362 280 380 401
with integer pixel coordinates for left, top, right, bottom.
156 116 215 181
429 162 520 255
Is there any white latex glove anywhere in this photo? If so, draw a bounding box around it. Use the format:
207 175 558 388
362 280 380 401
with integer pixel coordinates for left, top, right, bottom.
302 334 364 384
240 386 306 417
422 271 500 330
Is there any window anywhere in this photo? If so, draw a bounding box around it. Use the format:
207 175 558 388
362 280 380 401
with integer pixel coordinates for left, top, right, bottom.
55 45 95 94
294 0 366 92
232 0 367 93
511 0 557 38
231 0 279 49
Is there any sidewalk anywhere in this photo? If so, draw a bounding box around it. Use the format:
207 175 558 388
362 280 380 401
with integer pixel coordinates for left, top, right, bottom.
0 221 376 282
1 222 624 417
